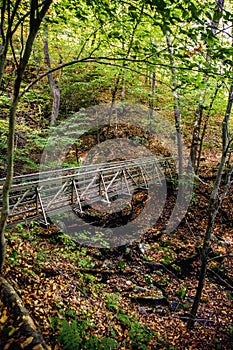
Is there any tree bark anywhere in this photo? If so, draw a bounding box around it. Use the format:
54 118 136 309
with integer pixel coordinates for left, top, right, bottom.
148 71 156 138
166 32 183 176
43 27 61 126
190 86 207 170
0 93 18 271
212 0 225 34
196 84 221 172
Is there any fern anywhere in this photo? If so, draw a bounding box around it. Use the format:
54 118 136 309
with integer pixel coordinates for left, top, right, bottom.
57 319 86 350
99 337 119 349
51 315 119 350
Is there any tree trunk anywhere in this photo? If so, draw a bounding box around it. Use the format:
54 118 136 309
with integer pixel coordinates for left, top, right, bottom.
0 0 7 87
148 71 156 111
0 77 20 272
188 84 233 329
190 87 207 170
190 0 225 171
108 2 145 131
43 28 61 126
147 71 156 138
166 32 183 176
196 84 221 172
0 50 7 88
212 0 225 34
0 0 24 87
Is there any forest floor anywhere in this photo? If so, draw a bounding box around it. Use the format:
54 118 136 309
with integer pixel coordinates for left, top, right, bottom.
0 114 232 349
0 162 233 349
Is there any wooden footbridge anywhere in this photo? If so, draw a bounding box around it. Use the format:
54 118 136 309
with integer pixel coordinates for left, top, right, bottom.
0 156 175 227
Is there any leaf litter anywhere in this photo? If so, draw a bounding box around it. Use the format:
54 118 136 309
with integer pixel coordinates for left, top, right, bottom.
0 182 233 349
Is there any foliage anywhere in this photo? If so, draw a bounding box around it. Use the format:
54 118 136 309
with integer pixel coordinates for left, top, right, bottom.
105 292 153 348
117 311 153 349
0 0 232 174
51 303 153 350
51 312 119 350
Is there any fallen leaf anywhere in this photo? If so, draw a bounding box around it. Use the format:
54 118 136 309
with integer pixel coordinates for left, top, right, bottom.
21 336 33 348
0 309 8 323
8 326 16 337
32 344 45 350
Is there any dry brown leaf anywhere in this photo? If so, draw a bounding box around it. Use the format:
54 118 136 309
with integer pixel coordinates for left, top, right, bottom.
21 336 34 348
32 344 45 350
0 309 8 323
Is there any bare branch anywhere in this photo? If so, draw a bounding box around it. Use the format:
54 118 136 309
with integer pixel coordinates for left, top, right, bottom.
0 0 6 44
207 268 233 290
20 56 174 98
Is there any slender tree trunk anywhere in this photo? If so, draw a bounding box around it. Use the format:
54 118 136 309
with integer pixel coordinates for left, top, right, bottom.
149 71 156 110
166 32 183 176
43 28 61 126
196 84 221 172
0 0 22 87
0 80 20 271
0 0 6 86
0 50 7 87
108 2 145 129
148 71 156 138
190 85 207 169
0 0 10 86
188 84 233 329
190 0 225 171
212 0 225 34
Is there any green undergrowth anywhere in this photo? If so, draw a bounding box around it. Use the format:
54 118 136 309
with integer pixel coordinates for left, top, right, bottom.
51 312 119 350
50 301 154 350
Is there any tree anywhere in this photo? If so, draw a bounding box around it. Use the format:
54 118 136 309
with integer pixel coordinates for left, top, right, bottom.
43 22 61 125
0 0 21 86
188 83 233 329
190 0 225 171
0 0 52 272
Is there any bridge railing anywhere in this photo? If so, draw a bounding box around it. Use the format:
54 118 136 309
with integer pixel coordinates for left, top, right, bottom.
0 156 175 226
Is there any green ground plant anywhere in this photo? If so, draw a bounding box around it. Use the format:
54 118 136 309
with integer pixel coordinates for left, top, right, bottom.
51 311 119 350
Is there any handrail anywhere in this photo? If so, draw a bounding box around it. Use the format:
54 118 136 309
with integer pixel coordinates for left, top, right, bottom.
0 156 175 226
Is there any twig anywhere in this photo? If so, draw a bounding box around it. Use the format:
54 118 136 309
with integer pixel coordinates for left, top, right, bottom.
185 218 195 236
207 268 233 290
144 261 179 281
208 253 233 262
71 280 95 302
193 174 212 186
